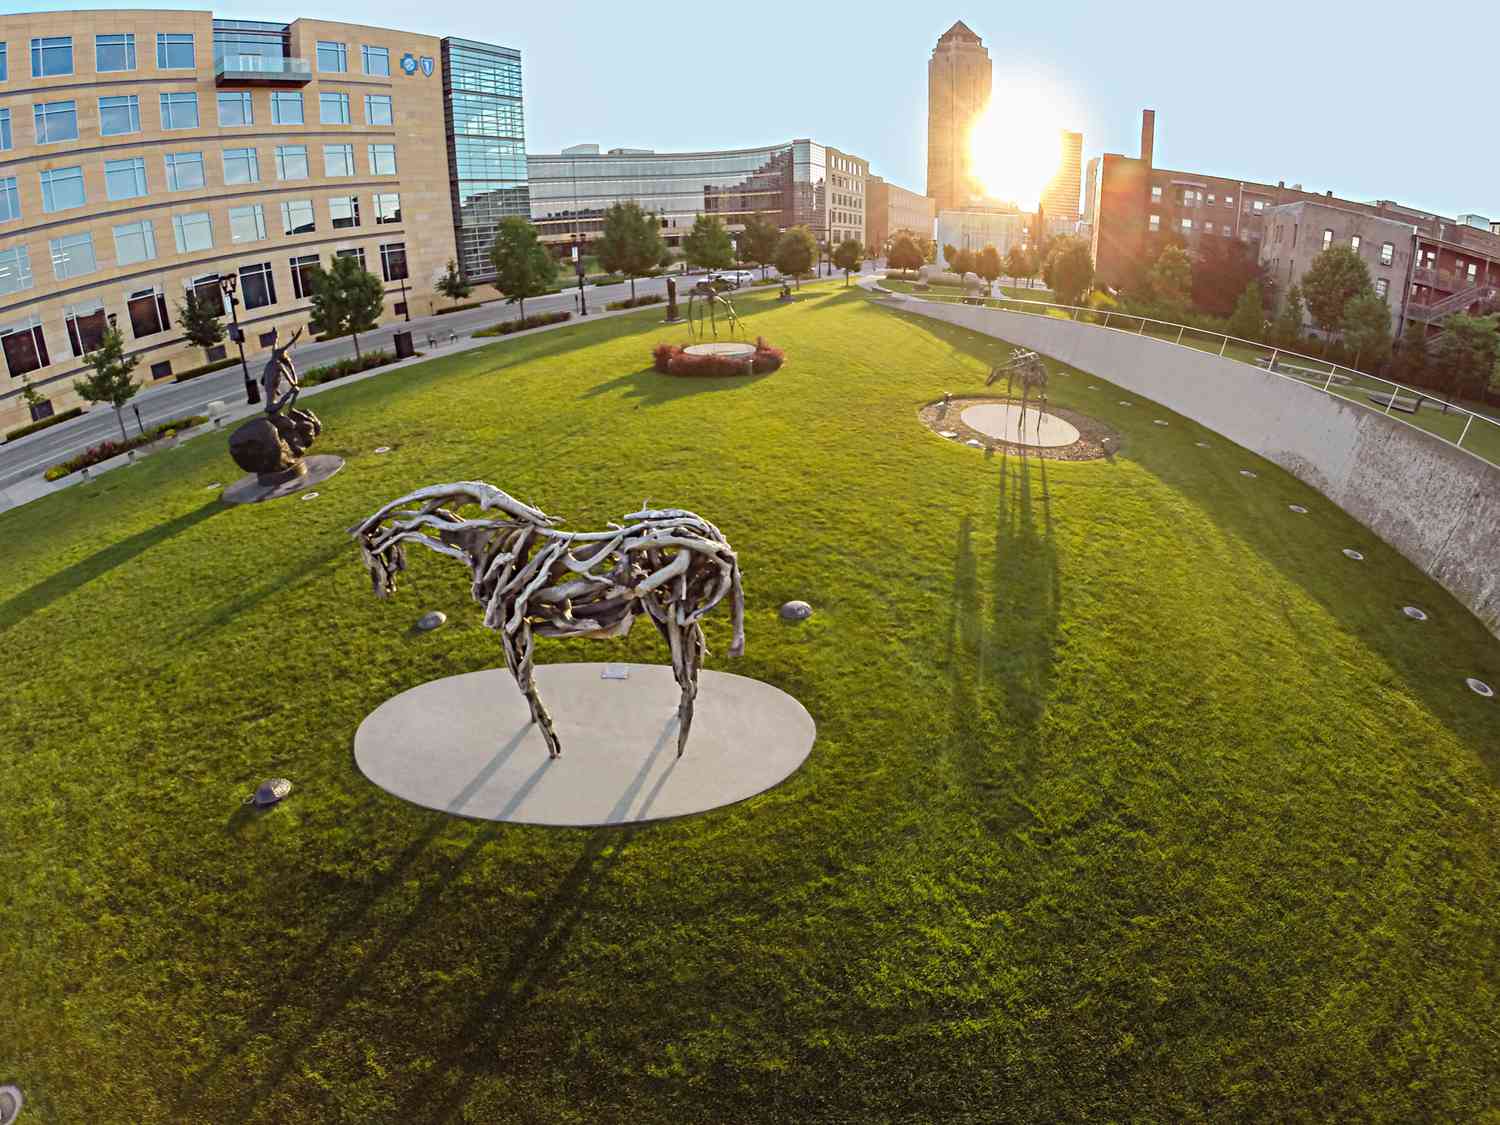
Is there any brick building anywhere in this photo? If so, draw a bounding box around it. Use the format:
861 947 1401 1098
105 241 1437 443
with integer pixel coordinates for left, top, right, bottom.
866 175 935 252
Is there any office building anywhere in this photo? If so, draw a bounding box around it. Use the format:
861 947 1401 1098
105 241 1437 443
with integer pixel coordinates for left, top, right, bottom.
867 175 935 251
1042 130 1083 223
926 21 990 213
935 204 1029 268
0 11 526 432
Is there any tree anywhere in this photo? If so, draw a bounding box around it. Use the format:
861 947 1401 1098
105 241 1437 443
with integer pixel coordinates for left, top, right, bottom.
1433 312 1500 403
832 238 863 286
1192 237 1263 318
488 216 558 323
887 233 924 274
435 258 472 308
1393 320 1430 388
308 255 385 358
1043 236 1095 307
1342 292 1393 372
176 289 224 359
1226 281 1265 342
739 215 780 280
1273 285 1306 348
950 248 976 277
596 201 665 300
1004 245 1031 288
683 213 734 273
942 243 959 270
974 245 1001 293
1301 246 1372 337
773 226 817 288
20 377 45 413
1148 245 1194 315
73 326 139 441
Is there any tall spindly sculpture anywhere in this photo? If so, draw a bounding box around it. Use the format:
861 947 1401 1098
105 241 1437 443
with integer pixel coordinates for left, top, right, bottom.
986 347 1050 438
352 482 746 760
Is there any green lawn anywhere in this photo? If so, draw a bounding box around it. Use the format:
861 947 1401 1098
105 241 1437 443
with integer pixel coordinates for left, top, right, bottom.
3 283 1499 1122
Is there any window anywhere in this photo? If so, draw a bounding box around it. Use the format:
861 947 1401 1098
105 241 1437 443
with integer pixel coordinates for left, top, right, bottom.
330 195 360 229
380 241 407 282
1 315 50 378
290 252 321 298
275 144 309 181
1350 235 1361 252
1180 218 1192 232
39 166 85 212
270 91 303 125
1380 242 1394 267
1148 214 1160 232
228 203 267 243
1374 278 1389 299
281 199 315 235
1150 184 1162 202
112 219 157 265
172 211 213 253
33 100 78 144
160 91 199 129
99 94 140 136
336 247 367 269
239 261 277 309
365 94 393 125
0 43 6 81
316 41 347 72
126 287 170 338
0 108 10 151
184 274 226 317
222 146 260 185
361 44 389 75
104 157 148 200
49 232 97 280
1251 199 1266 214
1420 248 1437 269
0 177 18 223
323 143 355 177
319 92 350 124
96 33 136 72
1204 222 1215 234
218 91 253 126
367 143 397 175
156 33 194 69
164 151 205 191
1207 193 1216 204
0 246 34 297
1467 262 1478 282
1322 229 1333 250
1225 195 1234 207
373 192 401 224
64 300 108 357
30 36 72 77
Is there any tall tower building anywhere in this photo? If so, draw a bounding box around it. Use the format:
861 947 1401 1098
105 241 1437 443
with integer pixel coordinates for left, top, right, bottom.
926 21 992 213
1043 130 1084 223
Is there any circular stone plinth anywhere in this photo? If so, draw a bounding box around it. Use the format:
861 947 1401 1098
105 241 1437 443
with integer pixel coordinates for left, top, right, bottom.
222 454 344 505
354 664 815 826
683 341 755 358
959 403 1081 448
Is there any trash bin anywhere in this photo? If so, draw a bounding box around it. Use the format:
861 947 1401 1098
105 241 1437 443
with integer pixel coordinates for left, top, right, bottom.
394 329 415 359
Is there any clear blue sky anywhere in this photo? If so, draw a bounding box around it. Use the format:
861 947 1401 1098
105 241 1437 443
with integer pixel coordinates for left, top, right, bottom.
11 0 1495 220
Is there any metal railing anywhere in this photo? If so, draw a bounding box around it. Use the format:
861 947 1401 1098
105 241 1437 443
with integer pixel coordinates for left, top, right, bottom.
877 282 1500 468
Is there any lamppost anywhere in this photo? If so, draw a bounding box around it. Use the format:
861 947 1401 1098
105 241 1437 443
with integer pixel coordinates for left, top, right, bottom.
220 273 259 405
397 274 411 322
574 240 588 316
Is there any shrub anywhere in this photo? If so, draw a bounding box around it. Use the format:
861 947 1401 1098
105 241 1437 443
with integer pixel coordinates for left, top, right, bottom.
591 274 625 286
301 350 396 387
173 356 240 383
750 337 784 374
43 414 205 479
606 294 666 310
433 301 483 316
6 406 84 441
475 310 571 337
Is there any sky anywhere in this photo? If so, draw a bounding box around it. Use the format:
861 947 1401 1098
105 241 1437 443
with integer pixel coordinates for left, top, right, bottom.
10 0 1495 221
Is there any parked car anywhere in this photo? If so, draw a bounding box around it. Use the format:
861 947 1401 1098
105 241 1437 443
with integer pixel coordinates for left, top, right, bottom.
708 271 756 290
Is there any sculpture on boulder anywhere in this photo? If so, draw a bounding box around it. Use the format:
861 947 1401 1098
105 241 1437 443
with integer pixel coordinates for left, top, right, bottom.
352 482 746 760
986 347 1050 438
227 327 324 486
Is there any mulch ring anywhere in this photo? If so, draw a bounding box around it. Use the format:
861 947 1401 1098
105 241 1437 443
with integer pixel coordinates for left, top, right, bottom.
918 395 1120 462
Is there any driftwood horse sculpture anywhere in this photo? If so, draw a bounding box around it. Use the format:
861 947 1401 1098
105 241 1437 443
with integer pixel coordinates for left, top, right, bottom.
352 482 746 760
985 347 1050 438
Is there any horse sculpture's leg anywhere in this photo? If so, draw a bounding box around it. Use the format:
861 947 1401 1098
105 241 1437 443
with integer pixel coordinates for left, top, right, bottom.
673 622 704 757
511 621 562 758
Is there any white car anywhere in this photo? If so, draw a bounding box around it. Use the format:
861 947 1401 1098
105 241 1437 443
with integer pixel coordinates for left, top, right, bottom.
709 270 757 289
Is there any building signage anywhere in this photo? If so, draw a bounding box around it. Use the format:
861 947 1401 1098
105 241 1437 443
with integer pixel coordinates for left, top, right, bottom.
400 51 418 75
420 56 434 76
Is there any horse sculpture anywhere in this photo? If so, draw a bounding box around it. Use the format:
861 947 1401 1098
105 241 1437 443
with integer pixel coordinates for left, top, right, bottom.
352 482 746 760
985 347 1050 439
687 281 741 339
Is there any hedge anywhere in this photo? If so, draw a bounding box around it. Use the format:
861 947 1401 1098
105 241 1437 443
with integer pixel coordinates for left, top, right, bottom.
474 310 572 337
434 301 483 315
44 414 207 480
6 406 84 442
652 337 785 377
301 350 399 388
605 294 666 310
174 356 241 383
591 274 625 286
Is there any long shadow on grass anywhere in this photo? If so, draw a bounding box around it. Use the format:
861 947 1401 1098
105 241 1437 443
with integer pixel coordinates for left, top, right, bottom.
579 364 771 407
0 499 223 635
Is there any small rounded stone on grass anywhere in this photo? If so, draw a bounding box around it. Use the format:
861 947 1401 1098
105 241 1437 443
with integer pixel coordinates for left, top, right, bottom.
206 482 221 489
416 610 447 632
1342 548 1364 561
780 600 813 621
1467 678 1495 698
301 491 320 501
1119 401 1132 406
1153 419 1169 426
1402 606 1428 621
1239 470 1257 478
251 778 291 808
1288 504 1308 514
0 1085 22 1125
374 446 392 454
938 430 959 438
965 438 985 448
1195 441 1210 448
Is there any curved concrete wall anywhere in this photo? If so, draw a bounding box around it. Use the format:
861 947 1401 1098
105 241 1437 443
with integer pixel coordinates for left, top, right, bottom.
892 296 1500 637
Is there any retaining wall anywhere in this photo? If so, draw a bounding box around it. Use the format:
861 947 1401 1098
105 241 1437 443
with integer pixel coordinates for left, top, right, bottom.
890 296 1500 637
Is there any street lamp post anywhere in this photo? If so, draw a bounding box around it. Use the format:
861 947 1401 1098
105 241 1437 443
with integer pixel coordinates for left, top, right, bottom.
574 240 588 316
220 274 259 405
398 274 410 322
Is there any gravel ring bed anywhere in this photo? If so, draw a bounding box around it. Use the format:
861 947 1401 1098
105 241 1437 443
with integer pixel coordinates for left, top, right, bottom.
918 395 1119 461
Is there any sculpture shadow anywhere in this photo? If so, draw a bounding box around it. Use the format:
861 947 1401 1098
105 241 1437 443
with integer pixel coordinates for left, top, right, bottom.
579 365 772 408
0 499 223 636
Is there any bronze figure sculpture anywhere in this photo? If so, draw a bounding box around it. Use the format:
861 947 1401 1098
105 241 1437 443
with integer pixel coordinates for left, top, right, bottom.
986 347 1050 438
687 281 741 339
352 482 746 760
224 326 337 501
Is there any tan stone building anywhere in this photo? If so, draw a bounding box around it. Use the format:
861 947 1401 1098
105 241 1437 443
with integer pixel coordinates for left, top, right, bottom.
926 21 990 214
0 12 525 432
866 175 934 252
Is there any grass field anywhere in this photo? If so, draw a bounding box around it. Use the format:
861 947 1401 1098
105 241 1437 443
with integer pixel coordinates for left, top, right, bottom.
3 282 1498 1122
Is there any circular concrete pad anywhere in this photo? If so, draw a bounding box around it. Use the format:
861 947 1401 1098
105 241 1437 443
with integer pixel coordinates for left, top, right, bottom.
222 454 344 505
354 664 815 826
683 341 755 358
959 404 1080 448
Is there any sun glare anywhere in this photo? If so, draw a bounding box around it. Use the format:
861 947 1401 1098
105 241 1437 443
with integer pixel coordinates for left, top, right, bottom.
968 87 1064 212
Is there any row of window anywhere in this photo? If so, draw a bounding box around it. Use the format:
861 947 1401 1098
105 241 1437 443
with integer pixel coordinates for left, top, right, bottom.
1150 184 1260 212
0 90 394 152
0 243 409 381
0 143 398 223
1148 214 1245 238
0 35 395 80
0 191 403 298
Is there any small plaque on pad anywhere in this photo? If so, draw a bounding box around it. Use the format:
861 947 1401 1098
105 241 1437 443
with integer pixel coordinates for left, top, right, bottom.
601 664 630 680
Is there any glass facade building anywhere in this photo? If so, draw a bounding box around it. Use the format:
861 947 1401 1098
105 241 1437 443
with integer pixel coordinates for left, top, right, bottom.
441 38 528 283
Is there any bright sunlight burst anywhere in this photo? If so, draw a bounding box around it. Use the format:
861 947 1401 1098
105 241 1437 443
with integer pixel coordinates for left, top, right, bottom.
968 87 1064 211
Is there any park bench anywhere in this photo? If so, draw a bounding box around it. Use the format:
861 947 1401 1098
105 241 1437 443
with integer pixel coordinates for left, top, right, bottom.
1366 391 1420 414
